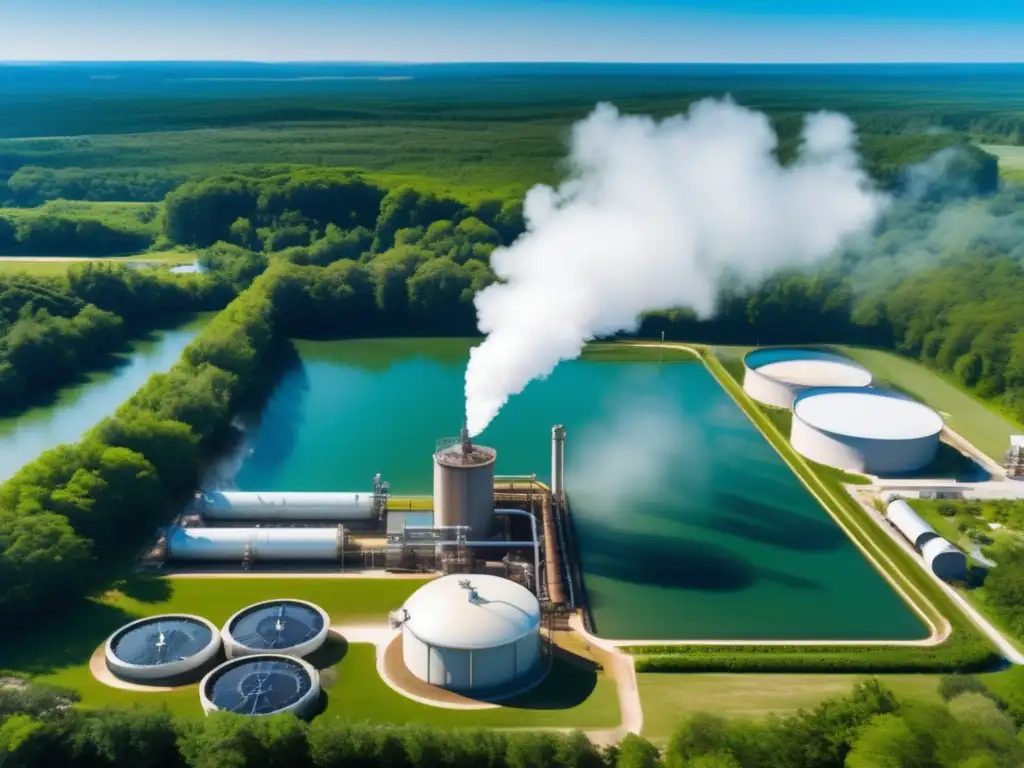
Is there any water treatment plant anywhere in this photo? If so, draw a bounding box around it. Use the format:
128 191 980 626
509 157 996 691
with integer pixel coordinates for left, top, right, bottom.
80 339 1014 722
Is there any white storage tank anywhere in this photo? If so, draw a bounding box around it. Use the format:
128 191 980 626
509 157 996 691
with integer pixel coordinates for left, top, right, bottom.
742 348 872 409
885 498 940 550
397 574 542 693
202 491 374 522
791 387 943 475
921 537 968 582
105 614 221 684
166 527 343 563
433 427 496 538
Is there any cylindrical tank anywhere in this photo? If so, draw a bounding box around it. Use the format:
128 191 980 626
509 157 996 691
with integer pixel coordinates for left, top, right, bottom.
552 425 566 500
202 491 374 522
885 499 939 550
433 433 496 538
921 538 968 582
166 527 342 562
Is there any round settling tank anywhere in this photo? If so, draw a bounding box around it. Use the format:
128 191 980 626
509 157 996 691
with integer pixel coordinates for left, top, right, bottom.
433 433 496 538
742 348 873 409
199 654 320 717
223 599 329 659
791 387 943 475
398 573 542 693
105 614 221 684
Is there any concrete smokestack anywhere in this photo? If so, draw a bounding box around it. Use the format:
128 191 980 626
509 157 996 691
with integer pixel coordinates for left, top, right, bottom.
552 425 566 501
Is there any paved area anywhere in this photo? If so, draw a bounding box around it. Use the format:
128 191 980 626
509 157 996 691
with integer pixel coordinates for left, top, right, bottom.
88 645 180 693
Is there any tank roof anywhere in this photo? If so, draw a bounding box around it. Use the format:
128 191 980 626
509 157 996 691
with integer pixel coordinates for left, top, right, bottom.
434 441 497 468
794 387 943 440
401 574 540 649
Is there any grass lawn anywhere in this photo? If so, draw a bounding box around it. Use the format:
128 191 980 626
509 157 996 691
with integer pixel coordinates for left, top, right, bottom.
0 575 618 729
638 673 942 742
838 347 1023 461
0 249 198 276
978 144 1024 185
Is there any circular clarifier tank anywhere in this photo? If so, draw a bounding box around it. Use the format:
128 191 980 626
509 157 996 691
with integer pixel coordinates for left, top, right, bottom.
200 654 320 718
791 386 944 475
742 348 873 409
105 614 221 684
222 599 329 659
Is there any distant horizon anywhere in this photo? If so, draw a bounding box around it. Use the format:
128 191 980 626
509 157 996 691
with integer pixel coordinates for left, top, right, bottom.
4 60 1024 67
6 1 1024 64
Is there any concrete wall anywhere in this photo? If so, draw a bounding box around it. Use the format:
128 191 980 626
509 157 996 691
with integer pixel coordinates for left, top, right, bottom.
791 417 940 475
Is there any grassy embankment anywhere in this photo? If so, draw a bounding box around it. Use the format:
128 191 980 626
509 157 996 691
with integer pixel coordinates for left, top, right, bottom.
0 576 619 728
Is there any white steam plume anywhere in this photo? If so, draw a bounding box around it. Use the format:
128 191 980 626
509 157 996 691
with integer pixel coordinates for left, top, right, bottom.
464 98 888 436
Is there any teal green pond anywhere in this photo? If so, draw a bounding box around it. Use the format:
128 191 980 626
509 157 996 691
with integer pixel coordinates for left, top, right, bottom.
0 315 212 481
234 338 928 642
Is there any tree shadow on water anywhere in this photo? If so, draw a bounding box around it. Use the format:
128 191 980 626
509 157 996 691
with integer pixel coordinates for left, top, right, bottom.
582 524 756 591
693 492 848 552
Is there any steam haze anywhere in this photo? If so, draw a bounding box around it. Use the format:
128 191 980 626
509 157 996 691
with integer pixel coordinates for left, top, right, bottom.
465 98 888 436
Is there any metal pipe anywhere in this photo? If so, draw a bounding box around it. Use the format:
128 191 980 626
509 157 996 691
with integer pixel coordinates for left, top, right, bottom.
552 495 575 608
495 474 537 481
494 508 541 593
552 425 566 501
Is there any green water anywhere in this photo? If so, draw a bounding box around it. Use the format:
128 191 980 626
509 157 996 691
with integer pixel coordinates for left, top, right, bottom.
235 338 928 642
0 315 212 481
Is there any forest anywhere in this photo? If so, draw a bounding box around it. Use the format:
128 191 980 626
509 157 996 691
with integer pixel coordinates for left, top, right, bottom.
3 675 1024 768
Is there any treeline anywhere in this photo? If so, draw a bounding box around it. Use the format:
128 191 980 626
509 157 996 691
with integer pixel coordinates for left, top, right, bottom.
0 271 274 618
5 166 190 206
164 169 522 250
0 266 232 415
2 677 1023 768
0 212 154 256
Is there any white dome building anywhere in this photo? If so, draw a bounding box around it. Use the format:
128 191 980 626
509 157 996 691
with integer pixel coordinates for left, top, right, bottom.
791 387 943 475
395 574 542 693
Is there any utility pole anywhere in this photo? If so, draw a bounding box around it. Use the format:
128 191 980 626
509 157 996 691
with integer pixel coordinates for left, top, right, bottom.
659 331 665 366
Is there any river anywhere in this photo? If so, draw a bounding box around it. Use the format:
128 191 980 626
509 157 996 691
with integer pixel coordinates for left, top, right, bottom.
0 314 212 481
230 338 928 642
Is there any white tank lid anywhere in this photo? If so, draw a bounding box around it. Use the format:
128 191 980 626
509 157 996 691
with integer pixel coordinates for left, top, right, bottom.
401 574 540 649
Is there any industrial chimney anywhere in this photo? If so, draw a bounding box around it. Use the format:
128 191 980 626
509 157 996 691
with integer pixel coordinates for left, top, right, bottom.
552 425 566 501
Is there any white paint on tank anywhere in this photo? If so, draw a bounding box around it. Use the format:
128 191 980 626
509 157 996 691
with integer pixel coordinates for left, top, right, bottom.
203 491 375 521
167 527 341 561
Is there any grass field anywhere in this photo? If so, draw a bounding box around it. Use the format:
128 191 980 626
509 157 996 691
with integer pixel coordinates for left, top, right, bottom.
0 249 197 276
979 143 1024 184
0 575 618 729
838 347 1024 461
638 673 942 741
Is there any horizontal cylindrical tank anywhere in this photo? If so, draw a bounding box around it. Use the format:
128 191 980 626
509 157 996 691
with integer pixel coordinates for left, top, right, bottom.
167 527 342 562
202 491 374 522
921 537 968 582
433 438 496 538
885 499 939 550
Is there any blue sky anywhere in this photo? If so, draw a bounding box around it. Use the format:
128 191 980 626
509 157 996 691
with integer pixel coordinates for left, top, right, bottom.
3 0 1023 63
